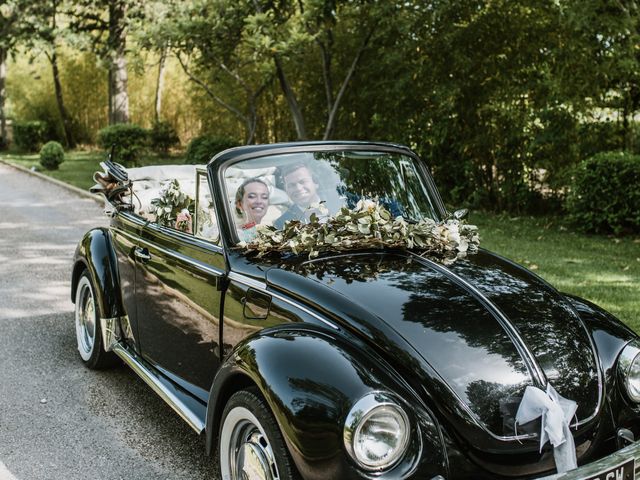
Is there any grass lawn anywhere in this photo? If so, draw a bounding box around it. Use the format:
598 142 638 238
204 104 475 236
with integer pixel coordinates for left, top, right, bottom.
0 149 185 191
2 150 638 330
471 211 640 331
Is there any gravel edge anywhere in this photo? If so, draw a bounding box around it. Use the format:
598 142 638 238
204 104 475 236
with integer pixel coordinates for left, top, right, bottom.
0 159 103 205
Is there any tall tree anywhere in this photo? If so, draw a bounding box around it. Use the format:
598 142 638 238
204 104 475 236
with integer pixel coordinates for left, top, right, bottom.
402 0 568 210
68 0 144 124
562 0 640 151
154 45 167 123
0 0 24 148
21 0 76 147
244 0 386 140
297 0 377 139
146 0 272 143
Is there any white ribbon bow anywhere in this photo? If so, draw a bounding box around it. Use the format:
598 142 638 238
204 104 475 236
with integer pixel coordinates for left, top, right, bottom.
515 384 578 473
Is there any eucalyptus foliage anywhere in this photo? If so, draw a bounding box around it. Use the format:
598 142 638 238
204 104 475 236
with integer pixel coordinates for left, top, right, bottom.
242 200 480 263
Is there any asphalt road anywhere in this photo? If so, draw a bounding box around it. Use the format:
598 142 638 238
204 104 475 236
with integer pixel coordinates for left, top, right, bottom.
0 163 214 480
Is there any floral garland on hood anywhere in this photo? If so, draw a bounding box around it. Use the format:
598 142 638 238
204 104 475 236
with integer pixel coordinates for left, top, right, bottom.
240 199 480 263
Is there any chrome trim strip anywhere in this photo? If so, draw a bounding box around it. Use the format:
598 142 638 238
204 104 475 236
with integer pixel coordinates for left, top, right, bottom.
143 221 224 253
117 211 224 253
227 272 339 330
407 252 546 387
405 252 545 442
409 252 602 433
110 226 143 244
112 343 205 434
135 236 225 277
480 248 605 423
227 271 266 290
116 211 149 229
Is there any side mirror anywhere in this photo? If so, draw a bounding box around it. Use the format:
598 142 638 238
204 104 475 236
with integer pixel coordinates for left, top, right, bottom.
452 209 468 220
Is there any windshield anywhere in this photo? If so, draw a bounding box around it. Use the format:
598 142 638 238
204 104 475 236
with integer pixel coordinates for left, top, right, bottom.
222 149 439 242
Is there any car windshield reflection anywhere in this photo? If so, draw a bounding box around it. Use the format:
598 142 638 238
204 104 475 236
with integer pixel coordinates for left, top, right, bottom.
223 150 439 243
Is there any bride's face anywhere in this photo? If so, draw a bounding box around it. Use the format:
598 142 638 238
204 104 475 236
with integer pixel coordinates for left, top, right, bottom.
239 182 269 224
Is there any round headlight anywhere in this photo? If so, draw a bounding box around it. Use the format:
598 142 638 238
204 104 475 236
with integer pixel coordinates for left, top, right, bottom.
344 393 410 471
618 341 640 402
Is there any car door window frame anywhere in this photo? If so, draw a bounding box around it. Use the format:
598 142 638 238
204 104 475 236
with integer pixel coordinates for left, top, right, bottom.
194 168 220 246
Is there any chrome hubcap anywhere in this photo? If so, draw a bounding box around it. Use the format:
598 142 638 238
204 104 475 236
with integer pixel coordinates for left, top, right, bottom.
237 431 271 480
232 424 275 480
221 406 279 480
75 278 96 359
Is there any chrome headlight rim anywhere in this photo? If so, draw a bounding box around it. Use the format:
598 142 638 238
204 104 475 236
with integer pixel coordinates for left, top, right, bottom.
618 340 640 403
343 391 411 472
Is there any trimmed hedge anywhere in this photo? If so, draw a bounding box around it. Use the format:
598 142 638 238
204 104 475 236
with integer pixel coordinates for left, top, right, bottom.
97 124 148 166
13 121 48 152
39 141 65 170
185 135 238 165
566 151 640 234
149 121 180 153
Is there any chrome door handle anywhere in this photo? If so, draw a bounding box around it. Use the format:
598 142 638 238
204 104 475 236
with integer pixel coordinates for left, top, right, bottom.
134 247 151 262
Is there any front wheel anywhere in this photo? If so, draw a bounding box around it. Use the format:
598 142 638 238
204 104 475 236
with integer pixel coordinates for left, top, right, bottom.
74 270 117 369
219 388 299 480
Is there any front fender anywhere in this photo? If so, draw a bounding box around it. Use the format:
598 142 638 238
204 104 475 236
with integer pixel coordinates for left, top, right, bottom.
71 228 124 319
206 326 448 479
564 294 640 429
564 293 637 373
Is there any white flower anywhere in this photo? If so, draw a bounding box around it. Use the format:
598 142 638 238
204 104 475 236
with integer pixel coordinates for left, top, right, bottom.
355 198 377 212
308 202 329 216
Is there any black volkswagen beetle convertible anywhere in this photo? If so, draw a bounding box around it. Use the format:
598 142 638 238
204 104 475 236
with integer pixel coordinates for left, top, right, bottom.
72 141 640 479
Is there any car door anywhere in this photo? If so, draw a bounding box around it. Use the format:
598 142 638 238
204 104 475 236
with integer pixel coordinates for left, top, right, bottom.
110 211 147 352
134 170 224 398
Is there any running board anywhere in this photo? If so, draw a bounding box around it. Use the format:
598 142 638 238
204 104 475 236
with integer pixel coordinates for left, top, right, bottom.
112 343 206 434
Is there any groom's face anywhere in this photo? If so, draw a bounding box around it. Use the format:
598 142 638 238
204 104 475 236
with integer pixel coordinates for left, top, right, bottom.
284 166 319 208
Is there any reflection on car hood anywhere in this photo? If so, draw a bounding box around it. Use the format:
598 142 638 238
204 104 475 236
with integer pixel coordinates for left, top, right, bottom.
265 249 600 440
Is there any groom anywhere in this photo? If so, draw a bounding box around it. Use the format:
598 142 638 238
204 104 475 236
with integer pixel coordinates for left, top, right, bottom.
274 163 322 230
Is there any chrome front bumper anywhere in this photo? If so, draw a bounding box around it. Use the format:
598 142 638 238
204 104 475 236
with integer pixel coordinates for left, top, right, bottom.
541 440 640 479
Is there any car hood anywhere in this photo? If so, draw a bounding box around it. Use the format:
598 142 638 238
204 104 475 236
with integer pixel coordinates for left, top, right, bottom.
265 249 601 442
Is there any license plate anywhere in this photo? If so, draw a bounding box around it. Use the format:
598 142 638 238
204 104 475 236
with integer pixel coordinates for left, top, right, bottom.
583 458 634 480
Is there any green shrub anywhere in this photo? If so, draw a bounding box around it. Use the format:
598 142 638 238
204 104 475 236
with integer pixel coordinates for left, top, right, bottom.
39 141 65 170
13 121 48 152
149 121 180 153
578 121 626 160
97 123 148 166
185 135 238 165
566 151 640 234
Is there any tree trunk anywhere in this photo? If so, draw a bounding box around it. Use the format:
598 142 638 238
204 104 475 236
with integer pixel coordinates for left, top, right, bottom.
109 53 129 124
274 55 307 139
317 35 334 113
49 49 75 148
323 28 374 140
108 0 129 124
177 54 251 141
0 48 7 149
154 47 167 123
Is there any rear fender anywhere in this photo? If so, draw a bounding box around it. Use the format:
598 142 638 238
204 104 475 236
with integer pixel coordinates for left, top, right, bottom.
71 228 124 320
206 326 448 479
